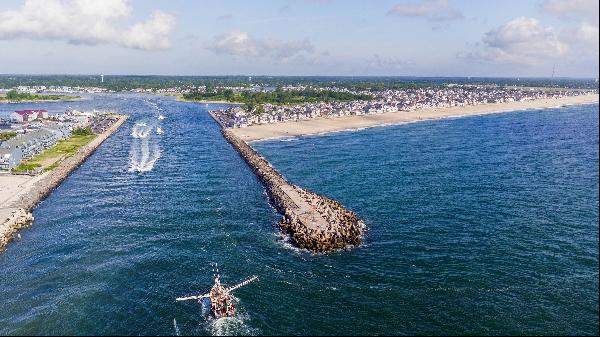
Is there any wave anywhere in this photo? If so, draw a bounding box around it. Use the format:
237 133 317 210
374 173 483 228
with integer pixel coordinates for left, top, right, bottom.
209 314 257 336
131 122 153 139
129 121 161 173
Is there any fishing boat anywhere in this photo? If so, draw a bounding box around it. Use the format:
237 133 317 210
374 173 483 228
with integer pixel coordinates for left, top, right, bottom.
176 268 258 319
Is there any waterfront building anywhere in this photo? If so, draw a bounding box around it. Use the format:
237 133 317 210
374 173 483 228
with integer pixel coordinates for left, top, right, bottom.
10 110 49 123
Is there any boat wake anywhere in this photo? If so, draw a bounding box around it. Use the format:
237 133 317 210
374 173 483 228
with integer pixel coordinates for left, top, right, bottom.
129 121 161 173
209 314 257 336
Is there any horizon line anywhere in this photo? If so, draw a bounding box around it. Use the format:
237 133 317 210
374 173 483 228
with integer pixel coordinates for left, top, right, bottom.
0 74 598 80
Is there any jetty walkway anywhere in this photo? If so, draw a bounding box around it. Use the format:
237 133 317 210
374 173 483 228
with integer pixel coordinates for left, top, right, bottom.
214 112 364 253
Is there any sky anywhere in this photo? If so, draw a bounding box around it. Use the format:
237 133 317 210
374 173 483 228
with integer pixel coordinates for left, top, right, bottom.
0 0 598 77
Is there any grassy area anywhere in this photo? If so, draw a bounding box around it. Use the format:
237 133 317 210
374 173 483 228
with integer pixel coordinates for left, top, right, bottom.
12 134 96 173
0 131 17 142
181 88 374 112
0 90 81 102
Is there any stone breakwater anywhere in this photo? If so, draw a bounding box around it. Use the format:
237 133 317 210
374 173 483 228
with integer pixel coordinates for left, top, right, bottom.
0 209 34 250
215 113 364 253
0 115 128 252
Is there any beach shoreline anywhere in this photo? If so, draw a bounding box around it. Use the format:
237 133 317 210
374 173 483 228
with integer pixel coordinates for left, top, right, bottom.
0 114 128 251
230 94 599 142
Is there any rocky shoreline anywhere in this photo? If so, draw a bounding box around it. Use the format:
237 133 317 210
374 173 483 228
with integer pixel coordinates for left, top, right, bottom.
0 209 34 250
0 115 128 252
217 113 364 253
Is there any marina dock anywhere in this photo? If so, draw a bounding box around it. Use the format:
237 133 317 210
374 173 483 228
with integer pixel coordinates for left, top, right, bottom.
213 112 364 253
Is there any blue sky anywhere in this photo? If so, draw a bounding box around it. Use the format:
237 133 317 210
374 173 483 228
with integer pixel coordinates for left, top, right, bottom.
0 0 598 77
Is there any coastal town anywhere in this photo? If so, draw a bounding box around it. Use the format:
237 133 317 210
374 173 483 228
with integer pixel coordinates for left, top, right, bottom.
0 108 119 171
0 106 127 250
211 85 597 128
1 81 598 254
1 0 599 333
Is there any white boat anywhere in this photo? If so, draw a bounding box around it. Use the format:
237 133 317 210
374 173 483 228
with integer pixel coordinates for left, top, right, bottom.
158 115 166 120
156 127 163 135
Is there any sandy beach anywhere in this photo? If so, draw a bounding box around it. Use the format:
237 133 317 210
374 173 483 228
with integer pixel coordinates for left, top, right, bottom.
230 94 599 142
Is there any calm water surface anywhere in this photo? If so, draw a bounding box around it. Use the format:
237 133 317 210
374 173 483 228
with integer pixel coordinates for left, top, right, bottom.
0 95 598 335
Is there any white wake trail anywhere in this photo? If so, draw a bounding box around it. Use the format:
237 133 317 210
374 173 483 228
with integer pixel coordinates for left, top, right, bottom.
129 121 161 173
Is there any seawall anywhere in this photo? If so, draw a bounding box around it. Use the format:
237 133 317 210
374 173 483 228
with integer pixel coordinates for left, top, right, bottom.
0 115 128 251
213 112 364 253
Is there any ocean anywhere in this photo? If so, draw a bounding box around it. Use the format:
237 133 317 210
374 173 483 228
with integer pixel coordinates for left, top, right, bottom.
0 95 598 335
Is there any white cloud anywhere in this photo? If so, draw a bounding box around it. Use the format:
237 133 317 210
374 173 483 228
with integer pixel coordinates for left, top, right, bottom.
0 0 176 50
574 23 599 46
207 31 315 60
121 12 176 50
470 17 567 65
539 0 599 69
388 0 463 21
541 0 599 22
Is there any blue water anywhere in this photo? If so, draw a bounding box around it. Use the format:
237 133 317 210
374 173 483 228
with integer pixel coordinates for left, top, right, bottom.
0 96 598 335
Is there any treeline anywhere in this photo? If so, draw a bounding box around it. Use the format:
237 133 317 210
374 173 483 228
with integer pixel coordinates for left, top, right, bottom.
1 75 597 91
2 90 68 101
0 131 17 142
182 87 373 108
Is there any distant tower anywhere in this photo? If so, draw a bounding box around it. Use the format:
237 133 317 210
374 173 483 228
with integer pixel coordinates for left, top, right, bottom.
101 75 104 83
551 64 556 87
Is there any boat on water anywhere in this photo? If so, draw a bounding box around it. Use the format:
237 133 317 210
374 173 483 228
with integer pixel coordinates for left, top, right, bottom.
158 115 166 120
156 127 163 135
176 269 258 319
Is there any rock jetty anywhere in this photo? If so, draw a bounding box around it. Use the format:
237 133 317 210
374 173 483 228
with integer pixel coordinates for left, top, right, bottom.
16 115 128 211
0 208 34 249
0 115 128 252
216 113 365 253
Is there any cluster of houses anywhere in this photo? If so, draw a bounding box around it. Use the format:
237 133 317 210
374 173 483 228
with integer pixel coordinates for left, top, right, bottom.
212 86 594 128
4 85 111 94
0 108 105 171
0 123 71 171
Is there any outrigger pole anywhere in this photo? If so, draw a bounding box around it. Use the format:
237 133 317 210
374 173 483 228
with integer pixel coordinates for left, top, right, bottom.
176 293 210 302
175 275 259 302
227 275 259 292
